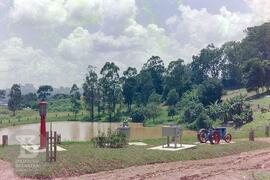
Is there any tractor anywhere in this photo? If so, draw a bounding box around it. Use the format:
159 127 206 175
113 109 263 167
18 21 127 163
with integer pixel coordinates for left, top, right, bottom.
197 127 232 144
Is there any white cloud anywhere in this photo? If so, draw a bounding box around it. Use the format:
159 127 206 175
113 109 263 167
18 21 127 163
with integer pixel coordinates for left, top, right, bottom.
57 22 179 70
57 27 92 60
0 37 81 88
10 0 137 31
11 0 67 26
65 0 136 29
165 1 270 62
245 0 270 23
2 0 270 88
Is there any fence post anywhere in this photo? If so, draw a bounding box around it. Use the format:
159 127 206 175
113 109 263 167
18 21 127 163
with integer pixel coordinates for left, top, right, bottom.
2 135 8 147
54 131 57 161
46 132 49 162
249 128 255 141
266 126 270 137
57 134 61 144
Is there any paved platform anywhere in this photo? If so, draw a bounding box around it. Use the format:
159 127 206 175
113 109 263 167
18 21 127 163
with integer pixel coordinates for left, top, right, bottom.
128 142 147 146
21 144 67 153
148 144 196 151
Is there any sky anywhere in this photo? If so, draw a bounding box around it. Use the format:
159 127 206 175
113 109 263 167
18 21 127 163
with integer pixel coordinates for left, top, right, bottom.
0 0 270 89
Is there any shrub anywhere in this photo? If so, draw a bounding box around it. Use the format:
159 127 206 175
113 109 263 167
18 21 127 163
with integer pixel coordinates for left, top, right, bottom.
166 89 179 106
92 129 128 148
107 130 128 148
93 132 107 148
167 106 176 120
195 111 212 130
131 108 145 122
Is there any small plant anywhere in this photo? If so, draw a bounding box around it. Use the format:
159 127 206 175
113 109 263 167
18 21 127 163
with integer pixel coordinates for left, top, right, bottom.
107 130 128 148
93 131 107 148
92 129 128 148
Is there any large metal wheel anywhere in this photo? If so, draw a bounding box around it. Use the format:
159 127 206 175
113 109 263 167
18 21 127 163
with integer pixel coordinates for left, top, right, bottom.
224 133 232 143
197 129 207 143
209 131 221 144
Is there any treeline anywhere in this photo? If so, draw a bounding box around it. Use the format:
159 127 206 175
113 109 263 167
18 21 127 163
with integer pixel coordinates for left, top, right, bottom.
2 22 270 129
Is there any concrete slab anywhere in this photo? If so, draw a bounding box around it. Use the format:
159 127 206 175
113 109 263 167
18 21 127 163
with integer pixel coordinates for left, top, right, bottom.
21 144 67 153
195 140 235 145
148 144 196 151
129 142 147 146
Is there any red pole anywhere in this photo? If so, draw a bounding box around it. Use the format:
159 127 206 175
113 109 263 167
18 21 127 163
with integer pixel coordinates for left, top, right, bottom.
40 115 46 149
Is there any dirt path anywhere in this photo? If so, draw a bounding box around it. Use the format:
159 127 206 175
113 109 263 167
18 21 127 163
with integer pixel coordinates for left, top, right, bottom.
59 148 270 180
61 138 270 180
2 139 270 180
0 159 30 180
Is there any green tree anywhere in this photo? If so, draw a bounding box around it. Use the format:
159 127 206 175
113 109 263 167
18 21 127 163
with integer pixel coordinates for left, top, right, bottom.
167 106 176 120
100 62 120 122
243 59 265 93
122 67 137 112
221 41 243 89
198 78 223 105
144 103 160 121
22 93 37 109
163 59 191 99
37 85 53 100
0 90 6 100
241 22 270 60
148 92 161 104
166 89 179 106
131 107 145 123
142 56 165 94
136 71 154 105
83 66 98 121
8 84 22 116
70 84 81 120
263 62 270 91
191 44 224 83
195 111 212 130
218 96 253 128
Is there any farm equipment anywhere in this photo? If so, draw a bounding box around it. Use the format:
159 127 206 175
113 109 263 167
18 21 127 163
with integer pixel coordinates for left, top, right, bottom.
197 127 232 144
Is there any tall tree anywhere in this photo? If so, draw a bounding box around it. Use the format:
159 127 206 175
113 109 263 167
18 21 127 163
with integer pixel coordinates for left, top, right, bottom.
122 67 137 112
166 89 179 106
242 22 270 60
0 90 5 100
198 78 223 106
70 84 81 120
8 84 22 116
243 59 265 93
83 66 98 121
37 85 53 100
100 62 120 121
163 59 191 98
221 41 243 89
142 56 165 94
22 93 37 109
263 62 270 91
136 71 154 105
191 44 224 83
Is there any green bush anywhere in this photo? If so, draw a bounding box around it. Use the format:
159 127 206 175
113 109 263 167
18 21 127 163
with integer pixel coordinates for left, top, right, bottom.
93 132 107 148
93 130 128 148
107 130 128 148
131 108 145 122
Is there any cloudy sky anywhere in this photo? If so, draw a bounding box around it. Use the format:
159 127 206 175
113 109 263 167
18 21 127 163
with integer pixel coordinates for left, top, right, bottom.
0 0 270 89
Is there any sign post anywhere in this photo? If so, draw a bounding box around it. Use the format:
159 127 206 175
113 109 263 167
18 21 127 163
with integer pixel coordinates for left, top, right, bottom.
39 101 47 149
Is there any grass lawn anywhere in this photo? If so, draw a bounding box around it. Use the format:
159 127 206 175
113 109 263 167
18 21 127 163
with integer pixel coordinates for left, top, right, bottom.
0 139 268 178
